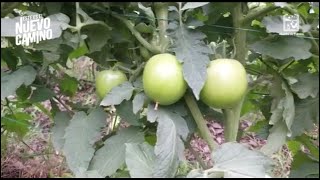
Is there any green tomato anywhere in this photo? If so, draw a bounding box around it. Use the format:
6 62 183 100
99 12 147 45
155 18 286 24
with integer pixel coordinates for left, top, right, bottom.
200 59 248 109
95 70 128 99
143 53 187 105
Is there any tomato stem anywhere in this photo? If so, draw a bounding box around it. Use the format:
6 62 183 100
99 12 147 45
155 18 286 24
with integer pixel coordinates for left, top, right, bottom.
222 97 245 142
222 109 237 142
129 62 145 83
184 92 218 151
114 64 133 74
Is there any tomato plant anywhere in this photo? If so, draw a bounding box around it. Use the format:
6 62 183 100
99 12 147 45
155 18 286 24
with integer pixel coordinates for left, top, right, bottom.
1 2 319 178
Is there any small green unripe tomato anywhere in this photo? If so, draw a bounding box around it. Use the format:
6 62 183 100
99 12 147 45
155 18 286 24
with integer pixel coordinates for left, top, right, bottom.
143 53 187 105
200 59 248 109
95 70 128 99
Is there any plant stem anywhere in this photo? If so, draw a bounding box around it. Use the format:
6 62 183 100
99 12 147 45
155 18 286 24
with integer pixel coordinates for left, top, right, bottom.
114 64 134 74
154 2 169 53
53 96 74 116
222 97 244 142
278 59 295 73
76 2 81 26
241 5 279 25
178 3 183 26
232 3 247 65
129 62 145 82
184 92 217 151
222 109 236 142
111 13 161 54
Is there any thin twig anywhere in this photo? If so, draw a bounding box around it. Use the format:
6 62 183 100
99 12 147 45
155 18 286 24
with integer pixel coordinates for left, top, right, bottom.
53 96 74 116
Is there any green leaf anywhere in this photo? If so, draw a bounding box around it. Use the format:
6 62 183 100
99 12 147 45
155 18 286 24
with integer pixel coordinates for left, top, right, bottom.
260 120 288 155
261 15 299 35
34 37 64 52
211 142 273 178
51 112 71 152
135 23 154 34
269 77 295 133
168 24 211 100
297 3 311 21
47 13 70 38
147 105 189 141
138 3 155 25
1 48 18 71
34 102 53 119
63 108 107 174
132 92 147 114
295 134 319 160
241 92 260 116
86 46 111 67
59 75 78 97
290 151 319 178
287 140 302 157
89 127 144 177
249 36 312 60
311 2 319 14
291 96 319 137
145 134 157 146
125 142 156 178
68 43 89 60
133 76 143 89
153 115 181 177
147 106 189 177
181 2 209 11
43 52 60 62
45 2 63 15
111 170 131 178
30 87 55 103
81 23 111 53
1 112 31 138
248 120 270 140
116 100 141 126
1 66 37 100
109 18 134 44
75 168 103 178
15 84 31 102
287 73 319 99
100 82 134 106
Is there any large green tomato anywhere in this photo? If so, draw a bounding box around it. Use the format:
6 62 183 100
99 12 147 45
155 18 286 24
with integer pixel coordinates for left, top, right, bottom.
95 70 128 99
200 59 248 109
143 53 187 105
